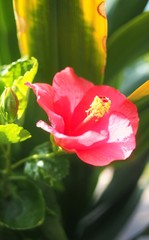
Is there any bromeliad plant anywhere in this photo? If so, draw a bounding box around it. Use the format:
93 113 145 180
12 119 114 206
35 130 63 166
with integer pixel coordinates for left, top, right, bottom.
0 0 149 240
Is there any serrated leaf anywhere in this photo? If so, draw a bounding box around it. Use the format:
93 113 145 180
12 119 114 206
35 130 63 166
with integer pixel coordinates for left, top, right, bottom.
24 142 69 186
0 57 38 119
0 177 45 229
0 124 31 143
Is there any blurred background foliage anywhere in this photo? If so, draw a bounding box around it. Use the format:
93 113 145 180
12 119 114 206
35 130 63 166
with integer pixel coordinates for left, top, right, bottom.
0 0 149 240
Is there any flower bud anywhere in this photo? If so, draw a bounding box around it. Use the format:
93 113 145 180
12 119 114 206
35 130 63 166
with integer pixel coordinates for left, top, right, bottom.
0 87 19 123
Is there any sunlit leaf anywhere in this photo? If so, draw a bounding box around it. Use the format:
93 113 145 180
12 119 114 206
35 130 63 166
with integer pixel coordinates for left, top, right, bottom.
128 80 149 102
0 57 38 119
0 0 20 65
0 124 31 144
80 0 107 76
0 177 45 229
13 0 107 83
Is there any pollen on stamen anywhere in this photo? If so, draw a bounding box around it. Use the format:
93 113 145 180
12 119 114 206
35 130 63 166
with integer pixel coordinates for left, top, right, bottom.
85 96 111 121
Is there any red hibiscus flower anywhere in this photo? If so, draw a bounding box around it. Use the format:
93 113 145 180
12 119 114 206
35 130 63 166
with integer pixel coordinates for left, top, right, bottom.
26 67 139 166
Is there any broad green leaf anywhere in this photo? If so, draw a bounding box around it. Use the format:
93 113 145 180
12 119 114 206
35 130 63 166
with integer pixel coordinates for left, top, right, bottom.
0 177 45 229
56 154 100 237
80 0 107 76
135 97 149 154
116 167 149 240
107 0 148 36
0 0 20 65
0 57 38 119
0 124 31 143
118 54 149 96
13 0 107 83
105 12 149 85
24 142 69 187
128 80 149 102
0 228 20 240
39 183 68 240
77 188 142 240
76 151 149 240
41 215 69 240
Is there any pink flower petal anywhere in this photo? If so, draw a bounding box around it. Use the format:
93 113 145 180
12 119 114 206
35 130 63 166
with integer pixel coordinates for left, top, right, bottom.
37 120 108 150
75 113 136 166
70 85 124 131
26 82 65 132
117 99 139 134
70 85 138 135
52 67 94 130
76 136 135 166
108 113 133 143
26 68 139 166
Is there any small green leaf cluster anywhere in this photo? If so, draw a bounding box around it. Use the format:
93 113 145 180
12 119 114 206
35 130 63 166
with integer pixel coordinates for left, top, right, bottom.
0 58 69 237
0 177 45 230
0 57 51 233
0 57 38 143
24 142 70 187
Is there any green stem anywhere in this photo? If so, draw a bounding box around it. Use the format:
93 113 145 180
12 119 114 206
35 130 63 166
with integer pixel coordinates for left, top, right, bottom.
1 143 12 197
1 143 12 176
11 149 67 170
5 143 11 173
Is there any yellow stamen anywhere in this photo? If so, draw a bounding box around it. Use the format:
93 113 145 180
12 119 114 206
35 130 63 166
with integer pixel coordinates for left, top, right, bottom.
85 96 111 122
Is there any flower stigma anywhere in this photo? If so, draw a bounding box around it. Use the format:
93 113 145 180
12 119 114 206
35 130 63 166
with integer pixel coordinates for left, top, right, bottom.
85 96 111 122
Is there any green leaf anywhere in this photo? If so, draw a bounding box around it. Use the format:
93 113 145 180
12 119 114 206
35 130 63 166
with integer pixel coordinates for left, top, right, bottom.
0 124 31 144
107 0 148 36
76 151 149 240
13 0 107 84
39 183 69 240
24 142 70 187
0 57 38 119
105 12 149 85
0 228 20 240
128 80 149 102
0 176 45 229
0 0 20 65
134 96 149 154
77 187 142 240
118 54 149 96
41 215 69 240
56 154 100 238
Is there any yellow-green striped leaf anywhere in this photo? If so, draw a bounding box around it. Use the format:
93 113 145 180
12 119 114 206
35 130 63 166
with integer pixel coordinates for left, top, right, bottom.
13 0 107 84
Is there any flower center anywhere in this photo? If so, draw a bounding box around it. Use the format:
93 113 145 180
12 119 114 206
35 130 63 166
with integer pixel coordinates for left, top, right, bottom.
85 96 111 122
